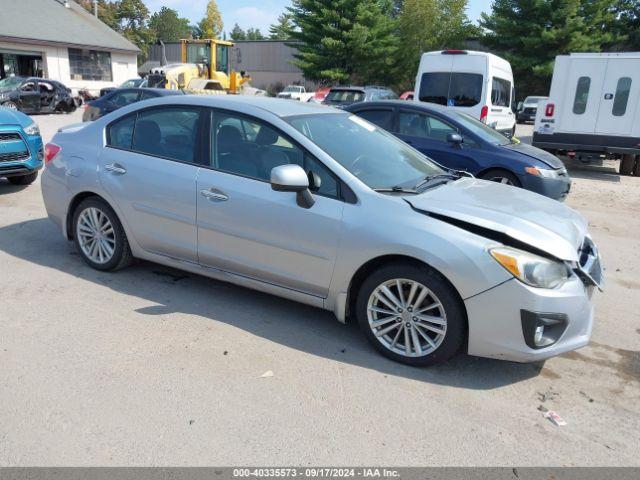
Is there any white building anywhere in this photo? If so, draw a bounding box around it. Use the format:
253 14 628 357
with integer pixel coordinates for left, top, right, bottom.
0 0 139 94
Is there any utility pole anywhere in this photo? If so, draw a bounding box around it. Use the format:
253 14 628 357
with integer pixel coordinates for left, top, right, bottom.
93 0 98 17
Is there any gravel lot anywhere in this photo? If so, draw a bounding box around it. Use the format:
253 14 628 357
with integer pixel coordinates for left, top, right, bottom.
1 112 639 466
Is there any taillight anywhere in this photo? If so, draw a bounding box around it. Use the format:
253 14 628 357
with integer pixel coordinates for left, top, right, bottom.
545 103 555 117
44 143 61 165
480 105 488 123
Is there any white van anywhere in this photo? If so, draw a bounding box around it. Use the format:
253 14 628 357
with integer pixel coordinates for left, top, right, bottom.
533 52 640 176
414 50 516 136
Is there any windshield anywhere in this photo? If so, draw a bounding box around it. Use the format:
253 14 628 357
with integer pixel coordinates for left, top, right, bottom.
121 78 142 88
286 113 445 190
524 96 545 105
453 112 511 146
0 76 24 90
284 86 302 93
325 90 364 104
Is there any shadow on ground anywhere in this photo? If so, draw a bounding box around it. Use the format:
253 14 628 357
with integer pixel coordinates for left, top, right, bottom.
0 217 544 390
564 158 622 183
0 179 30 195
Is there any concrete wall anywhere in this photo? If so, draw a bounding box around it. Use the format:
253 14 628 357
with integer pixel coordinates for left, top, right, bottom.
0 40 137 95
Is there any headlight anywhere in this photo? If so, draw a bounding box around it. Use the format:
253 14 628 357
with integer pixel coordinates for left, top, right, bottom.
525 166 565 178
0 93 6 100
23 122 40 136
489 246 571 289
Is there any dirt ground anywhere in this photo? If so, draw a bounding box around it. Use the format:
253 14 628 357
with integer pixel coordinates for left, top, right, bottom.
0 112 638 466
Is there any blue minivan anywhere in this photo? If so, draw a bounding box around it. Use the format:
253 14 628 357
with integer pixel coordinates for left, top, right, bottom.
0 106 44 185
345 100 571 200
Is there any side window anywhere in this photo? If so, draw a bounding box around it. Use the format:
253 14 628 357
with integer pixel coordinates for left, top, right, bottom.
573 76 591 115
491 77 511 107
612 77 632 117
357 109 394 131
107 114 135 149
398 111 456 141
140 91 157 101
304 155 339 198
212 112 304 181
132 107 201 163
21 82 37 92
111 91 140 107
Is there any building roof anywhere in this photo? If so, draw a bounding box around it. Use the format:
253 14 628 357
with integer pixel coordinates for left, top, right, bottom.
0 0 139 53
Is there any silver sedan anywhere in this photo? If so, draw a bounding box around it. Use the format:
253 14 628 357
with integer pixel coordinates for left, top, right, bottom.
41 96 603 365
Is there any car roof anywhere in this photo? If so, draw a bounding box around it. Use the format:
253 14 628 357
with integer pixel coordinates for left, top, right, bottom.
329 85 393 92
343 99 456 117
124 95 339 118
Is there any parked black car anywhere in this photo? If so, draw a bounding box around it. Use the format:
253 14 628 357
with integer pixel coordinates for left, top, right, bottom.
82 87 184 121
516 96 548 124
322 86 397 107
99 78 146 97
0 76 76 114
345 100 571 200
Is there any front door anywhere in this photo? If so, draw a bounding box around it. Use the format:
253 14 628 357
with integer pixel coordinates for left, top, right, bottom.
395 109 479 172
595 58 640 136
99 106 205 262
17 80 40 113
196 110 344 298
560 58 606 133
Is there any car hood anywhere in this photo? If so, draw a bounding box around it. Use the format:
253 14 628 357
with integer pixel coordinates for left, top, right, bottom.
501 142 564 169
406 178 587 262
0 105 29 127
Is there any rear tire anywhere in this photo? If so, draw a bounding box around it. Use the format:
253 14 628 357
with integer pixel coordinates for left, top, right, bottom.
72 197 133 271
620 154 635 175
356 262 465 366
480 168 521 187
7 172 37 185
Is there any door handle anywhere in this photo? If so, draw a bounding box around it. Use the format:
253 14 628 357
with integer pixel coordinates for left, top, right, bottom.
200 188 228 202
105 163 126 175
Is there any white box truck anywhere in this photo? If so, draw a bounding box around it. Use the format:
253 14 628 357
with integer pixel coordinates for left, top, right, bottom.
414 50 517 137
532 52 640 176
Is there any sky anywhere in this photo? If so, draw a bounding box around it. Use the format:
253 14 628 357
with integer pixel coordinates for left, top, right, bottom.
145 0 490 36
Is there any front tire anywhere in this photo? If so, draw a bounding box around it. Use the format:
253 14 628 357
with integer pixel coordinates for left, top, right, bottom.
356 263 465 366
73 197 133 271
7 172 37 185
480 168 521 187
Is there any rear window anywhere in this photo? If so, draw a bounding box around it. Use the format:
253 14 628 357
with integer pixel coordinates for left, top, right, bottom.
612 77 632 117
325 90 364 104
573 77 591 115
491 77 511 107
357 109 394 130
418 72 483 107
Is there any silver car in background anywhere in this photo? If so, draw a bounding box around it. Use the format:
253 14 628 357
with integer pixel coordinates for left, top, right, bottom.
41 96 603 366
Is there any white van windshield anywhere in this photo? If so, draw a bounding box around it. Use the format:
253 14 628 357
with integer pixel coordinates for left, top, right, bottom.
419 72 483 107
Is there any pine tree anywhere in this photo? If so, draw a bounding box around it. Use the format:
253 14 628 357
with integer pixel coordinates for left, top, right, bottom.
148 7 192 42
269 13 294 39
480 0 619 98
246 28 266 40
287 0 399 84
230 23 247 40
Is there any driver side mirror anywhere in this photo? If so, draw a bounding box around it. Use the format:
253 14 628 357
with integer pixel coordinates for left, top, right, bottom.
271 164 315 209
447 133 463 146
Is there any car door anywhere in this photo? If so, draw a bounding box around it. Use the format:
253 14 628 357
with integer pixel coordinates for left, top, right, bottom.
196 109 345 298
99 106 205 263
17 80 40 113
559 58 606 133
594 58 640 136
395 109 479 172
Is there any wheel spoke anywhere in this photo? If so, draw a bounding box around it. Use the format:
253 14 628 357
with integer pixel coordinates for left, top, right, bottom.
395 279 405 306
416 302 441 314
405 282 419 307
404 326 411 355
370 316 399 329
412 286 429 310
368 306 396 316
375 322 401 338
416 321 445 335
415 325 437 348
410 326 422 355
390 327 402 349
416 313 446 326
380 285 403 310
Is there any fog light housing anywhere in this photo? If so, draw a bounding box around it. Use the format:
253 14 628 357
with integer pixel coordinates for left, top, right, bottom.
521 310 568 349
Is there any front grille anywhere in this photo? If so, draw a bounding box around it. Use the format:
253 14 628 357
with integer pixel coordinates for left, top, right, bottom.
0 133 22 142
523 107 536 115
0 151 30 162
576 237 603 289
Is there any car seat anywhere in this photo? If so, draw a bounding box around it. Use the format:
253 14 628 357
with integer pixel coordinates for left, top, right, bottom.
217 125 260 177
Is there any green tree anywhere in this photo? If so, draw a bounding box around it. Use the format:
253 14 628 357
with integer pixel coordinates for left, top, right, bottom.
612 0 640 50
480 0 619 98
76 0 123 31
199 0 224 39
148 7 192 42
230 23 247 40
246 28 266 40
287 0 399 85
397 0 476 88
269 13 294 39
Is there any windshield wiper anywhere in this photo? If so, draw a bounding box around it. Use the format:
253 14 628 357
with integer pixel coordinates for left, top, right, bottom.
414 172 460 191
374 186 418 194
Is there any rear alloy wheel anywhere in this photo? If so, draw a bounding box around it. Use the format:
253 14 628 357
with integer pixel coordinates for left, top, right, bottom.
356 263 465 366
7 172 37 185
480 169 521 187
73 197 133 271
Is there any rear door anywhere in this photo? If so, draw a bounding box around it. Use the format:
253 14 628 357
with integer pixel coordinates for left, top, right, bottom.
488 76 513 131
594 58 640 136
560 58 606 133
99 106 204 262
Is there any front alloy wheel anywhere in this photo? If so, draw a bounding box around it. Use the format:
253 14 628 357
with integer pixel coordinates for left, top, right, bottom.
367 279 447 357
356 263 465 366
